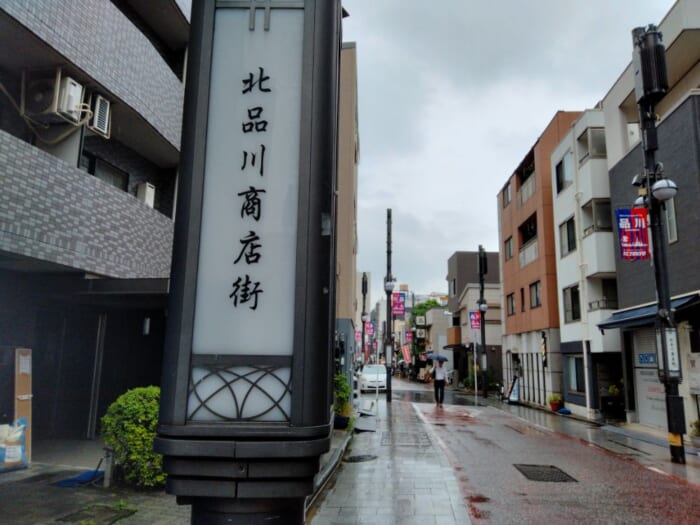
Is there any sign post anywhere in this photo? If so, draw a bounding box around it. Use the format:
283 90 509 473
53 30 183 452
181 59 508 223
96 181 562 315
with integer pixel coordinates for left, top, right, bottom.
155 1 342 522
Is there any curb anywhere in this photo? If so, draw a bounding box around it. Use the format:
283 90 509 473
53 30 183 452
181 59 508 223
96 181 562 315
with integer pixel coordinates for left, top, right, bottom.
305 430 353 513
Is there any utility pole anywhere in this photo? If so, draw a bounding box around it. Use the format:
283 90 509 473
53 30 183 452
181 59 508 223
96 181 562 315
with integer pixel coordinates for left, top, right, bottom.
384 209 394 403
632 25 685 463
478 245 488 398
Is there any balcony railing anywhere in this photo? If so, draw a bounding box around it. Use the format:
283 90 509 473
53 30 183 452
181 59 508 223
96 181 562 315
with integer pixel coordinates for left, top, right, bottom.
519 238 539 268
517 175 536 207
588 298 618 312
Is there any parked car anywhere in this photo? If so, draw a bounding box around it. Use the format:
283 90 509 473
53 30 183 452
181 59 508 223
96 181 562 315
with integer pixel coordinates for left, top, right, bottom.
359 364 387 392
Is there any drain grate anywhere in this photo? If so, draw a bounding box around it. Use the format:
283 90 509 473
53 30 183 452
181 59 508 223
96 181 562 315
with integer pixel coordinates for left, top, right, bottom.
343 454 377 463
381 431 431 447
513 464 577 482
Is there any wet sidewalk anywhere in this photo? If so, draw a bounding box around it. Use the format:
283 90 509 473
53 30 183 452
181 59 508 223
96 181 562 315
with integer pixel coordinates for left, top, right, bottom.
1 379 698 523
309 379 700 523
0 430 351 524
308 394 472 525
476 392 700 486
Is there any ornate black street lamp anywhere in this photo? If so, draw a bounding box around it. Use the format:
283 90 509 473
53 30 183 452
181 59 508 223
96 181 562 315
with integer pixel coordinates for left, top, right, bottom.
478 245 488 397
385 209 394 402
631 24 685 463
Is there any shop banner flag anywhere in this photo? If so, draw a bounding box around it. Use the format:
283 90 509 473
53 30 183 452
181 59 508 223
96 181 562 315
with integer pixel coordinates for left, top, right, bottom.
616 208 650 260
392 292 406 316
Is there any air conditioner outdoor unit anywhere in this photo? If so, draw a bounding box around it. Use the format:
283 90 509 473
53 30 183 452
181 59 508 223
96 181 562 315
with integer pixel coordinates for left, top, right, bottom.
87 93 111 139
137 182 156 208
21 68 85 124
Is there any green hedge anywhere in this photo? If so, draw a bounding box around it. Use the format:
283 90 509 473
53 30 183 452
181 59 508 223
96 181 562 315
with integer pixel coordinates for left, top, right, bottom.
101 386 165 488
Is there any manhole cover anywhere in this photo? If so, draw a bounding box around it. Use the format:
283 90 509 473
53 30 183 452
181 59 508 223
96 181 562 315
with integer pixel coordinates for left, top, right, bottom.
381 431 431 447
513 464 577 482
344 455 377 463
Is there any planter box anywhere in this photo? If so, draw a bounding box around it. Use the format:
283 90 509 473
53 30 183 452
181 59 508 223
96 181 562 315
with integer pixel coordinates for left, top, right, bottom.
334 415 350 430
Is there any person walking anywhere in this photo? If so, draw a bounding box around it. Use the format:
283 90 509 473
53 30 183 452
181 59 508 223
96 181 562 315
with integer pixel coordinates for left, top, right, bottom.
432 360 448 407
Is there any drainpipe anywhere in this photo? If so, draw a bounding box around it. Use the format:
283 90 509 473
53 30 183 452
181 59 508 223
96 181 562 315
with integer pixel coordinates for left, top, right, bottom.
575 184 593 420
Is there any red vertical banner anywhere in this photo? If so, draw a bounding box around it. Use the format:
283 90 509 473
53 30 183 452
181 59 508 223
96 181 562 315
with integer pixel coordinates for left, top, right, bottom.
392 292 406 316
616 208 651 260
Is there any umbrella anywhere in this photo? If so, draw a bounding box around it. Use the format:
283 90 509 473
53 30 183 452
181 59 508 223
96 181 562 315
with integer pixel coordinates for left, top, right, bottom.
426 353 448 362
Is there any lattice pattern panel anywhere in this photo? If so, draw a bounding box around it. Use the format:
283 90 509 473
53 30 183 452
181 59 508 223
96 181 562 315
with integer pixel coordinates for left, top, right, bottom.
187 365 292 422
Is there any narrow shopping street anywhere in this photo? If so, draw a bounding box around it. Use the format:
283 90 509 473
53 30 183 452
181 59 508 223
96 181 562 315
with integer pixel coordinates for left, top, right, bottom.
309 378 700 524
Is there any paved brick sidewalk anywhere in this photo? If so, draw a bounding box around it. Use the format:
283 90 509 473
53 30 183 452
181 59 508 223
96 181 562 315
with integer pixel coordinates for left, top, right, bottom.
308 397 471 525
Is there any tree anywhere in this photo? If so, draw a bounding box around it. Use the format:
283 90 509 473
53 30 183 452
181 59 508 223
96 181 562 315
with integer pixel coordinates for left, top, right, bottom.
410 299 441 356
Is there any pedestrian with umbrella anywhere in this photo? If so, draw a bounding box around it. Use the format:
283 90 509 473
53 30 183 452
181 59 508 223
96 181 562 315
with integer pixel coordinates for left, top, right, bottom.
428 353 448 407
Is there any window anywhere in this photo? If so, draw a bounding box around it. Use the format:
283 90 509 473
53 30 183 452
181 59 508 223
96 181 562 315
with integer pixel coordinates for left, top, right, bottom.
582 199 612 236
450 278 457 297
504 237 513 260
555 151 574 193
502 182 512 207
520 288 525 312
80 152 129 191
530 281 541 308
627 122 641 148
568 355 585 393
559 217 576 256
665 198 677 243
507 294 515 316
563 285 581 323
576 127 606 164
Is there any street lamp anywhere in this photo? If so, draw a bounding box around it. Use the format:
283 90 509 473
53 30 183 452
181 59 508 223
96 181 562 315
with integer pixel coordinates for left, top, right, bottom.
361 272 368 365
478 245 488 397
632 24 685 463
479 299 488 397
384 275 395 403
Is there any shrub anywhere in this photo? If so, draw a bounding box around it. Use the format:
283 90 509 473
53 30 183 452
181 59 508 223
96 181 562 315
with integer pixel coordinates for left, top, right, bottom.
333 373 352 416
547 393 562 403
101 386 165 488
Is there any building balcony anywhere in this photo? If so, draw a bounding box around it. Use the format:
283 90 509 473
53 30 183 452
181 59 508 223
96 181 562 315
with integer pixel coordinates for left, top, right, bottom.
588 297 618 312
0 131 173 279
517 175 536 208
581 231 616 277
519 238 539 268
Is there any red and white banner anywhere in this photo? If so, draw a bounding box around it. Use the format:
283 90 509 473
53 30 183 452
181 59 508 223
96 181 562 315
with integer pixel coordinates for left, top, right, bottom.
616 208 650 260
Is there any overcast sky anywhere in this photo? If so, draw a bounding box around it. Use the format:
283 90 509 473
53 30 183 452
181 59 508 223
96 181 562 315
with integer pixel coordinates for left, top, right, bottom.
340 0 675 302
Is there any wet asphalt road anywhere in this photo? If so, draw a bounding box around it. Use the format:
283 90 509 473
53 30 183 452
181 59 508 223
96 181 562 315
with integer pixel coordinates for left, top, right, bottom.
320 378 700 524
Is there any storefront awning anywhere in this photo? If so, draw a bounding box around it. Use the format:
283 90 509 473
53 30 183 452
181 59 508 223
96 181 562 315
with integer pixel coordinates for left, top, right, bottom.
597 293 699 330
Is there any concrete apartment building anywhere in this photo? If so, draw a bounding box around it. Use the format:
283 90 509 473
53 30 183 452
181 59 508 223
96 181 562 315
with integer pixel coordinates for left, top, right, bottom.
334 42 360 379
445 251 502 386
551 108 623 421
498 111 581 407
0 1 188 441
598 0 700 432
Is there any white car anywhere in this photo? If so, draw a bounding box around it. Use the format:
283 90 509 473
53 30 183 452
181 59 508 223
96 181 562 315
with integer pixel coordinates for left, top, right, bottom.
359 364 387 392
